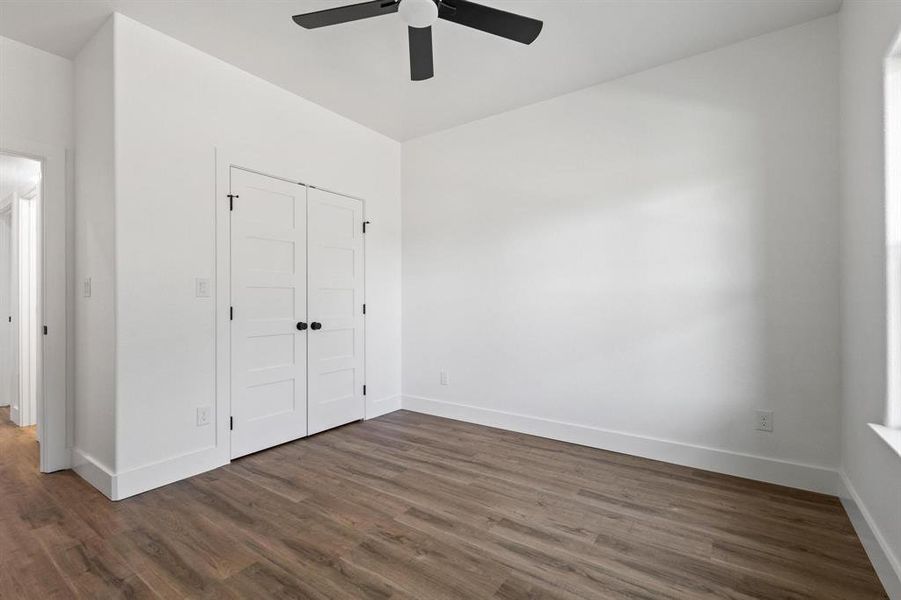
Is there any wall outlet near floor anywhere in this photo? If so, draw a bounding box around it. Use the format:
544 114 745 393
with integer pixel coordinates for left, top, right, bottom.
755 410 774 432
440 370 449 385
196 406 212 426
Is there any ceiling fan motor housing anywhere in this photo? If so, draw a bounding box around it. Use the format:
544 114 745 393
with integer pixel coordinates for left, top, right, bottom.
399 0 439 28
293 0 543 81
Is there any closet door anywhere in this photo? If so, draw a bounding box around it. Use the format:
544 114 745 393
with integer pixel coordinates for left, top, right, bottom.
307 188 365 435
230 168 308 458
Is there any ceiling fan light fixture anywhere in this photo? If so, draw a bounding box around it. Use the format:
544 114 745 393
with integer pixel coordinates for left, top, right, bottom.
399 0 439 28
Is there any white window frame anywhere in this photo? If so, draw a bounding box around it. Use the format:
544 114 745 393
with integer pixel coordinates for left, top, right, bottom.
876 40 901 457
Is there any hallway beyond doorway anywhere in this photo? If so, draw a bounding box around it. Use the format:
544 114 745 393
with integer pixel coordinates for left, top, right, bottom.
0 153 41 430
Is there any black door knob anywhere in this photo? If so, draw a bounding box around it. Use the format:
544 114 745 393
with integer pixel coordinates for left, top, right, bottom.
310 322 322 330
296 322 307 331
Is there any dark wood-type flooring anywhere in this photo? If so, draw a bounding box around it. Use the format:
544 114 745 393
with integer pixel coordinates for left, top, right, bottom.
0 406 888 599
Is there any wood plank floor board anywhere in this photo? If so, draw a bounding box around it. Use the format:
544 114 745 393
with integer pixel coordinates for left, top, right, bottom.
40 533 158 599
395 491 814 600
0 407 888 599
395 505 688 600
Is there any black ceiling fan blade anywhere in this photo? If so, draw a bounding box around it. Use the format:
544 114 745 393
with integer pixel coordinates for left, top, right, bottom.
293 0 399 29
438 0 542 44
408 26 434 81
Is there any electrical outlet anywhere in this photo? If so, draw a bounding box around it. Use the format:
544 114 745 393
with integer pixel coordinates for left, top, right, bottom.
196 406 212 426
83 278 92 298
440 370 449 385
755 410 774 432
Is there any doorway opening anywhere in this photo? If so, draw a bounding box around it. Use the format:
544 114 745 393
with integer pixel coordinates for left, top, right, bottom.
0 153 42 443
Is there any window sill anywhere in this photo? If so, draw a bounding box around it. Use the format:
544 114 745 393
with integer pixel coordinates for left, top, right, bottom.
869 423 901 459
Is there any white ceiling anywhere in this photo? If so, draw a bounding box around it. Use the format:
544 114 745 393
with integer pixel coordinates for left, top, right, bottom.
0 0 841 140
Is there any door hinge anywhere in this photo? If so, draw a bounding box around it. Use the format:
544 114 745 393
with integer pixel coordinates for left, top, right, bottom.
363 220 371 234
227 194 239 211
43 325 48 335
362 303 366 315
230 416 234 430
363 385 367 396
230 306 234 321
7 316 10 323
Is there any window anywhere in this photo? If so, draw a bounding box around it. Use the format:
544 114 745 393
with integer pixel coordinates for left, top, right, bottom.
886 55 901 429
877 47 901 456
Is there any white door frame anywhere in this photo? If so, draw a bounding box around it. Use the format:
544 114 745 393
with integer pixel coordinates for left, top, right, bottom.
215 149 367 460
15 179 40 429
0 137 70 473
0 205 11 412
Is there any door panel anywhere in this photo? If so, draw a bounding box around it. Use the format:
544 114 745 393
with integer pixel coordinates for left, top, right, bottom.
307 188 364 435
230 168 307 458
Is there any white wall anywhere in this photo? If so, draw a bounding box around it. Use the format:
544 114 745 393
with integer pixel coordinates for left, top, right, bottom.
839 0 901 586
106 14 401 496
402 17 842 491
0 36 73 147
73 18 117 478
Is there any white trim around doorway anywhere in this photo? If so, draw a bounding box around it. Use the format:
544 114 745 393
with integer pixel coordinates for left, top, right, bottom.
0 136 71 473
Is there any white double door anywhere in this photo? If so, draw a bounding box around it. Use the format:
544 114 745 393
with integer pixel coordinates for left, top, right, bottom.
230 168 365 459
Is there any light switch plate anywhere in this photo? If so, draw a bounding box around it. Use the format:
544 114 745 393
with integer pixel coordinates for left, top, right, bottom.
83 278 91 298
195 277 211 298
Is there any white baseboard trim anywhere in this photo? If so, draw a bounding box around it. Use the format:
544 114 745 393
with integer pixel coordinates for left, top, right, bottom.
73 446 227 501
72 448 115 499
113 447 227 501
840 473 901 600
70 393 400 501
367 394 402 419
402 395 843 496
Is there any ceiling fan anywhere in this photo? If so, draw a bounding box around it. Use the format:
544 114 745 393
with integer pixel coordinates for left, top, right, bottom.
292 0 543 81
